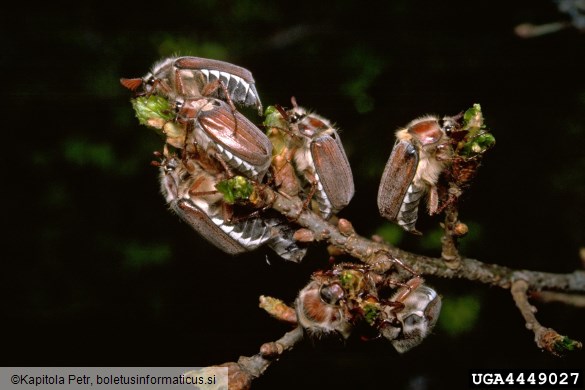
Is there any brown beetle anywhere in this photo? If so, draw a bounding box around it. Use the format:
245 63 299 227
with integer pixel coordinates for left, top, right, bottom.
294 264 441 351
377 116 452 233
295 278 354 341
175 97 273 181
159 154 306 261
120 56 263 114
264 99 354 219
378 277 442 353
287 102 354 219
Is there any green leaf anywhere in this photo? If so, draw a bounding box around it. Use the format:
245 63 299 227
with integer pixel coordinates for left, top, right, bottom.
131 95 174 129
263 105 287 129
264 105 292 156
459 132 496 157
215 176 254 204
554 336 582 354
457 103 496 158
362 303 381 325
463 103 484 129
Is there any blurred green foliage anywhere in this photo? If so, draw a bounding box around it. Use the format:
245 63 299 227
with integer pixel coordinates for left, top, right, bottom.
63 138 117 171
417 222 483 254
155 34 228 60
375 223 405 246
419 227 444 251
438 294 481 336
341 47 385 113
122 242 172 269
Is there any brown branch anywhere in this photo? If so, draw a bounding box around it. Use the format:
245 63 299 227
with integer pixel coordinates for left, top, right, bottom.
511 280 582 356
259 295 298 324
267 185 585 293
215 326 304 390
217 181 584 387
265 185 585 357
530 291 585 308
514 22 571 38
441 200 462 269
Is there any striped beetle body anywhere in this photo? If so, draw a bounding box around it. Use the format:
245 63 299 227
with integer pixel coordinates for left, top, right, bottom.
121 56 263 114
263 99 354 219
175 98 272 181
295 277 354 341
378 278 442 353
294 264 441 351
160 154 306 262
287 102 354 219
377 116 452 234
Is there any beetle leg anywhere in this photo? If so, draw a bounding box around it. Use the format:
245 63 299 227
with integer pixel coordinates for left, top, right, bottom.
387 277 423 305
173 68 186 96
271 144 301 198
208 148 234 178
188 185 219 199
383 253 420 278
379 276 424 320
273 162 299 199
226 209 262 224
360 333 384 342
427 184 439 215
150 150 164 168
220 203 235 223
301 171 319 213
381 300 406 314
384 277 418 291
181 121 194 160
175 110 238 177
201 79 235 110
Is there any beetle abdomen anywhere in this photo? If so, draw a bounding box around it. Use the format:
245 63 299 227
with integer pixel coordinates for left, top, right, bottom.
198 68 261 111
210 212 273 250
396 184 425 233
173 56 262 113
264 218 307 263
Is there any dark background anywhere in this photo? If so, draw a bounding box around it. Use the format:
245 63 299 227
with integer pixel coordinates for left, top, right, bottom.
3 1 584 389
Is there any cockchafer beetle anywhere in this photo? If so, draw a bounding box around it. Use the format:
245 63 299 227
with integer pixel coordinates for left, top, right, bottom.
294 264 377 341
175 97 273 181
127 94 272 181
263 106 303 200
377 277 442 353
295 274 355 341
286 99 355 219
263 99 354 219
120 56 263 115
294 263 441 351
377 115 452 234
159 152 306 262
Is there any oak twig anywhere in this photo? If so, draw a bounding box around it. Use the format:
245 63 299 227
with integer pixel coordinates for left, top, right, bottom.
266 183 585 293
218 178 584 387
214 326 303 390
530 291 585 308
511 280 582 356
